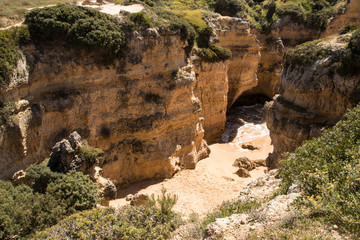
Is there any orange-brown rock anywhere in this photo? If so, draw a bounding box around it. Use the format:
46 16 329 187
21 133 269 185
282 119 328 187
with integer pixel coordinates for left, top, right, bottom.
0 28 212 184
208 15 261 108
264 34 360 169
323 0 360 37
193 59 229 143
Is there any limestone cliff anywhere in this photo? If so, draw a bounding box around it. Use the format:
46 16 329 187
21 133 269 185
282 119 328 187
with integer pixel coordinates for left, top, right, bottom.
0 29 213 184
193 58 229 144
208 15 261 108
264 33 360 168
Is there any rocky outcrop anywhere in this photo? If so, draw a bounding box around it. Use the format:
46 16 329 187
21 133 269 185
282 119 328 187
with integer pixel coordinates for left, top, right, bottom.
0 28 213 184
193 59 229 143
208 15 261 108
264 34 360 168
323 0 360 37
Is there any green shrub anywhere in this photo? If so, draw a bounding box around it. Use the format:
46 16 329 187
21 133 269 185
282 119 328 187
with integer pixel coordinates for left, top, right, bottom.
0 168 100 239
0 181 67 239
215 0 246 17
148 187 178 215
25 159 62 193
77 144 103 167
279 105 360 234
25 4 126 57
199 44 232 62
34 198 182 239
130 12 152 29
340 24 359 34
46 171 100 214
337 29 360 76
276 3 306 23
284 40 332 70
0 101 16 127
0 26 30 90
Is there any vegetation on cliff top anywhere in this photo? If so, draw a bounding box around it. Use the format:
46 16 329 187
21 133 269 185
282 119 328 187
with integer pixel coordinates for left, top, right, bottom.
284 28 360 77
279 104 360 235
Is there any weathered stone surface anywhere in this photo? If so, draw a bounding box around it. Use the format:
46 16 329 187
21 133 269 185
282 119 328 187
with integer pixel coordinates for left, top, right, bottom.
129 193 149 206
207 15 261 108
323 0 360 37
264 35 360 168
0 28 213 184
193 60 229 143
88 166 117 200
234 168 251 178
232 157 256 171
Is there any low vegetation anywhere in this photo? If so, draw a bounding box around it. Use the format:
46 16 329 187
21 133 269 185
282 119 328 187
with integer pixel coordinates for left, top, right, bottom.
0 0 73 28
0 101 16 128
284 28 360 77
279 104 360 235
0 26 30 90
0 169 99 239
33 188 181 240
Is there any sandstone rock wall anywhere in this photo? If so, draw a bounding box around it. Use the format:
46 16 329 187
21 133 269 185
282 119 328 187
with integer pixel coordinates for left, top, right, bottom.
264 36 360 169
208 16 261 108
323 0 360 37
0 29 213 184
193 59 229 143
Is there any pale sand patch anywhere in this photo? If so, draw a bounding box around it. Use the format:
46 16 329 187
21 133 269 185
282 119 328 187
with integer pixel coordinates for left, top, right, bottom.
109 137 272 216
110 103 272 216
81 2 144 15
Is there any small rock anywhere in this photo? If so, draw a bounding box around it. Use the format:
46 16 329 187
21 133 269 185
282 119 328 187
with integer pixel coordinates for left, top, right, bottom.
332 225 339 230
235 168 251 178
241 142 260 151
233 157 256 171
252 159 266 167
125 194 134 201
12 170 32 186
130 193 149 206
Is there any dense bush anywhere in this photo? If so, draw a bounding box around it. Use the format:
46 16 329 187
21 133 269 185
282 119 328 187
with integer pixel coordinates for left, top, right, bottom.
214 0 246 17
0 26 30 90
0 181 66 239
284 40 332 70
25 159 62 193
77 144 104 167
337 29 360 76
25 4 125 56
199 44 232 62
0 101 16 128
34 190 181 240
129 12 152 29
340 24 359 34
46 171 100 214
279 105 360 234
0 170 100 239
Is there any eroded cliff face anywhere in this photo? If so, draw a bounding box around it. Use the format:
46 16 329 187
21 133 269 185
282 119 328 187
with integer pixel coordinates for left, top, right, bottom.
193 59 229 144
0 29 213 184
264 35 360 169
208 15 261 108
323 0 360 37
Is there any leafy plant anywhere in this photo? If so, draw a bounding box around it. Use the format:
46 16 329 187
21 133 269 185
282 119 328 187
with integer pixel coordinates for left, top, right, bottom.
77 144 103 167
46 171 100 214
199 44 232 62
25 4 126 57
279 105 360 234
0 26 30 90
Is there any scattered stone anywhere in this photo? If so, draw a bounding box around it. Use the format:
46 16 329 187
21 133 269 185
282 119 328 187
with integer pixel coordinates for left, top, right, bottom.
252 159 266 167
235 167 251 178
232 157 256 171
12 170 32 186
222 176 235 181
125 194 134 201
88 166 117 200
130 193 149 206
241 142 260 151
